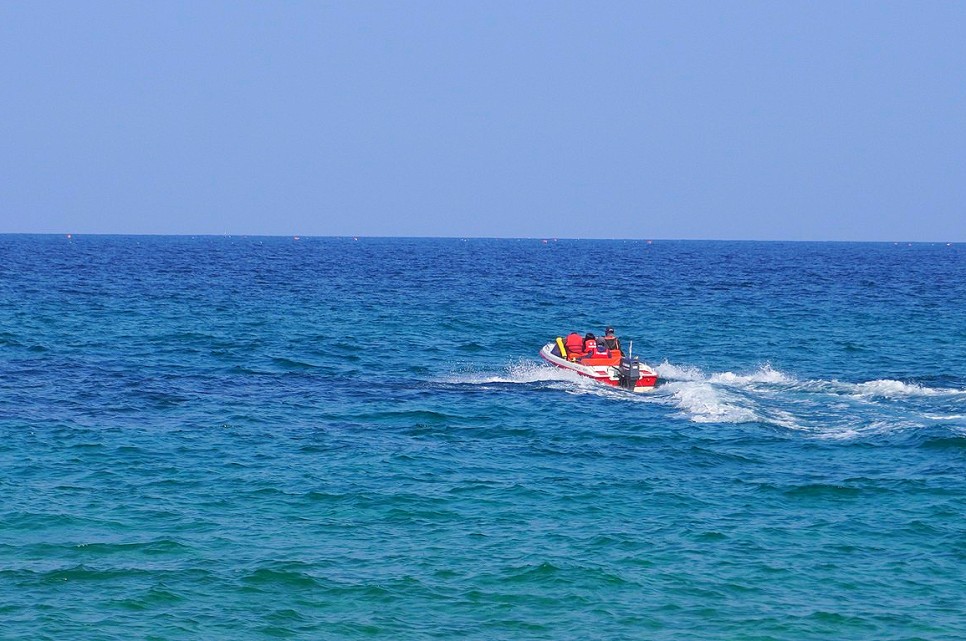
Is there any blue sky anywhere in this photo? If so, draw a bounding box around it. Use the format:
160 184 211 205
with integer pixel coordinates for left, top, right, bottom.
1 1 964 240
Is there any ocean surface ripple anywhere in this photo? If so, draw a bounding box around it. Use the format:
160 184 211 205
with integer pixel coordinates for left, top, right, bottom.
1 236 965 640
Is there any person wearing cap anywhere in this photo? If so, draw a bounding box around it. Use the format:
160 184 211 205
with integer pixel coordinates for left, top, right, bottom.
602 327 621 352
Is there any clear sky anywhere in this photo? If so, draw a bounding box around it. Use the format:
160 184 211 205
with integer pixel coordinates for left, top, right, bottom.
1 1 964 240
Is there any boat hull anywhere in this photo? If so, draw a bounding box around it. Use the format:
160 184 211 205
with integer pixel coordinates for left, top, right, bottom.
539 342 658 392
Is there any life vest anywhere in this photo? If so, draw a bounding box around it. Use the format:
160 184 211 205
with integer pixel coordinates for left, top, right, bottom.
565 333 584 354
583 338 598 353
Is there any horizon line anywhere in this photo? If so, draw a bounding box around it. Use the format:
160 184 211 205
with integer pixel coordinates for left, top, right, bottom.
0 232 960 245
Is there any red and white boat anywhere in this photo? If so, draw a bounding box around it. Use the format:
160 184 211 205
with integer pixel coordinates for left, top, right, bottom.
539 337 659 392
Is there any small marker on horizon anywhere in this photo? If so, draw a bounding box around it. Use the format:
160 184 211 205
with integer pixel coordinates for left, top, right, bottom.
66 234 72 239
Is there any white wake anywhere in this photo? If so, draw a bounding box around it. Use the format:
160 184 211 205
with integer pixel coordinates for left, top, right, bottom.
443 359 966 439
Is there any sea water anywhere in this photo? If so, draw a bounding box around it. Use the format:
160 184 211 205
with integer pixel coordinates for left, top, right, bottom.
1 236 964 640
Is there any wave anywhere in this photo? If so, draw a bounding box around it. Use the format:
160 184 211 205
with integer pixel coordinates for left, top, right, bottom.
710 366 794 386
444 360 765 424
649 363 803 426
443 359 966 438
658 381 759 424
441 360 587 386
270 356 326 370
656 361 795 386
840 379 966 398
657 362 966 399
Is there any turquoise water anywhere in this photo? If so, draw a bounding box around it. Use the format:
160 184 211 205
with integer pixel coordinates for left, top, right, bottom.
1 236 964 640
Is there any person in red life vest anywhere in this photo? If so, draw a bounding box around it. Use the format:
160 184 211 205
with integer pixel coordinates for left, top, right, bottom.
602 326 621 352
564 332 584 360
580 333 610 361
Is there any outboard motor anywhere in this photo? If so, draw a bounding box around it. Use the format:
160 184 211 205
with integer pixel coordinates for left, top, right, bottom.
615 357 642 391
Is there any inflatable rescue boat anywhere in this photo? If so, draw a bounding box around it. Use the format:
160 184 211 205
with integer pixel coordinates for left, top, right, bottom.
539 337 658 392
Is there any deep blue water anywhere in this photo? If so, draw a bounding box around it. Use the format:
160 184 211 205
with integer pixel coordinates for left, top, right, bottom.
1 235 965 640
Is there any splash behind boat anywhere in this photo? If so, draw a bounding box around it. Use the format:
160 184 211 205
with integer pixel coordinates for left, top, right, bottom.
539 337 658 392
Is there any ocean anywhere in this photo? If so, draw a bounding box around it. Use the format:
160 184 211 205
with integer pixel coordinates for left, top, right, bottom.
1 235 964 640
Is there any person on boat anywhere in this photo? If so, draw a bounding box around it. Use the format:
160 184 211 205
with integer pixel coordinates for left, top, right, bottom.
580 333 612 361
564 332 584 359
602 326 621 352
